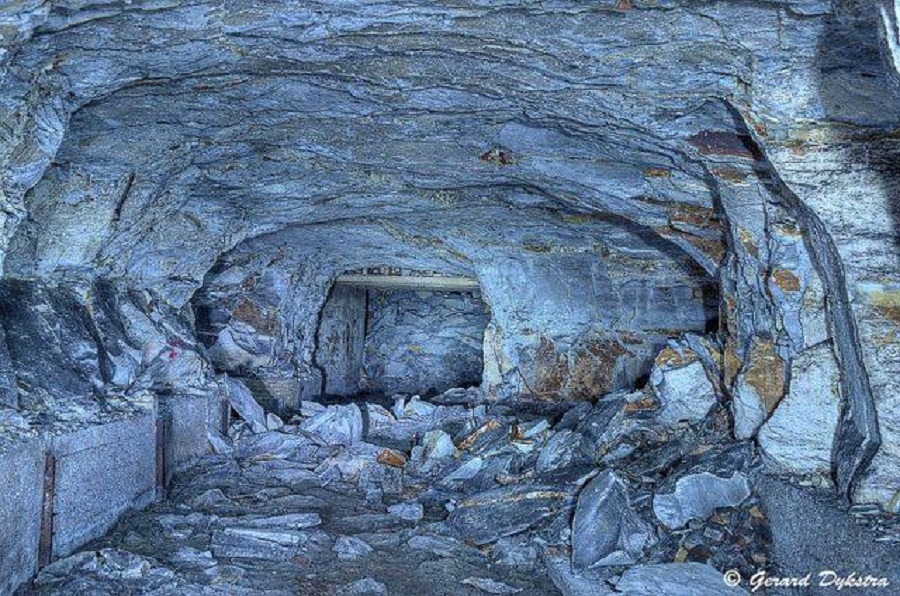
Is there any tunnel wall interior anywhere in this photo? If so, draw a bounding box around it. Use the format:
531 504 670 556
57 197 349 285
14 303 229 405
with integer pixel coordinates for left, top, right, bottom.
315 284 367 396
315 284 488 398
4 1 900 592
363 289 487 396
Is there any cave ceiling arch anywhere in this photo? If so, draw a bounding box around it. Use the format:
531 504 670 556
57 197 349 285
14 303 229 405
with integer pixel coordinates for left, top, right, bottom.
0 0 846 301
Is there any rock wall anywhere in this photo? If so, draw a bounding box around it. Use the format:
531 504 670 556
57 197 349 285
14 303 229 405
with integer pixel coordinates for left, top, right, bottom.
0 0 898 521
363 289 488 396
316 285 367 396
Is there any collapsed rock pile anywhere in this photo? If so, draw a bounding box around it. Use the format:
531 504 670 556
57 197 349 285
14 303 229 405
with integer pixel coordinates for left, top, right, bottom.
20 352 783 596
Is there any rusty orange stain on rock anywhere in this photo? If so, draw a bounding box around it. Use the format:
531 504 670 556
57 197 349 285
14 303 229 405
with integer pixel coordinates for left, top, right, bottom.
771 268 801 293
376 449 407 468
740 338 786 414
688 130 758 159
644 167 672 178
712 167 747 183
457 420 501 451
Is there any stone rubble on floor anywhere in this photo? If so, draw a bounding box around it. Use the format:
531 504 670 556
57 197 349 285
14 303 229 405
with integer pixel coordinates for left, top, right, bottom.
17 377 895 595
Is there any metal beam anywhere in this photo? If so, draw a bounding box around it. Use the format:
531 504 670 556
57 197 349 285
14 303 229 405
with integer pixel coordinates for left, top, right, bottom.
334 274 479 291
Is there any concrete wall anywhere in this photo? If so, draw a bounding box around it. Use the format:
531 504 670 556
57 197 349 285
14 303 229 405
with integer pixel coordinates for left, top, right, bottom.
316 285 367 396
239 375 302 417
161 394 212 482
0 436 46 596
0 400 219 593
51 412 157 558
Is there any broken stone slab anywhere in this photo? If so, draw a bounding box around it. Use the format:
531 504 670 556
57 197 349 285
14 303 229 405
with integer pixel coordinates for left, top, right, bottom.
614 562 749 595
730 380 768 441
448 484 574 545
543 551 615 596
171 547 217 569
461 577 523 594
493 535 540 572
332 535 373 560
207 430 233 455
517 419 550 439
422 429 457 461
439 456 484 486
407 534 487 562
757 341 841 476
650 348 716 426
366 403 396 428
730 338 785 440
300 404 363 447
387 502 424 522
652 472 751 529
234 431 319 461
395 395 438 418
300 400 327 417
431 386 484 405
572 470 654 569
266 413 284 430
536 430 594 474
210 527 329 560
335 577 388 595
226 513 322 530
191 488 236 510
251 461 321 487
225 377 267 434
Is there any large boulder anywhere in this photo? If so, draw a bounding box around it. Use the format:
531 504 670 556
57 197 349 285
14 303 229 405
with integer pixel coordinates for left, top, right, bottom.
300 404 363 447
757 342 841 476
650 347 717 426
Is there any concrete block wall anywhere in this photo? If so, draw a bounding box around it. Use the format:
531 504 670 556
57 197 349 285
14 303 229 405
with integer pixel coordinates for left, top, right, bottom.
51 412 158 558
0 394 216 593
0 436 46 596
240 375 301 417
160 394 214 484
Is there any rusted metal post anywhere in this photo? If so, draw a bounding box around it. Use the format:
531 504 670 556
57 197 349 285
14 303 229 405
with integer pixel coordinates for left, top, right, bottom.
221 398 231 436
155 417 167 501
38 452 56 568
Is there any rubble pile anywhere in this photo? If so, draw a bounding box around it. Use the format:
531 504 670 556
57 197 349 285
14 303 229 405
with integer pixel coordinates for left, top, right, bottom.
20 359 784 596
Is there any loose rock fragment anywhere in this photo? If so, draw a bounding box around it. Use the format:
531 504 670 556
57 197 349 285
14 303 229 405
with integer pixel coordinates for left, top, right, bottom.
461 576 523 594
652 472 751 529
225 377 267 433
572 470 653 569
650 349 716 425
301 404 364 447
332 535 374 560
536 430 594 474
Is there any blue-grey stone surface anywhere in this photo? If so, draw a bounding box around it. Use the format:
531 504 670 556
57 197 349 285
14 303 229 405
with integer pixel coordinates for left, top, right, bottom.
1 0 900 593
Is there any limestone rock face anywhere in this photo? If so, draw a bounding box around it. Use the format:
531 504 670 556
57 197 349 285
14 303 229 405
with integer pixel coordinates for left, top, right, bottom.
758 342 842 477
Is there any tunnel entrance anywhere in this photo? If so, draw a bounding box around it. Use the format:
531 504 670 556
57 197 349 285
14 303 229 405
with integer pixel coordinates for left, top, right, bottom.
314 268 488 398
